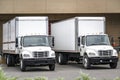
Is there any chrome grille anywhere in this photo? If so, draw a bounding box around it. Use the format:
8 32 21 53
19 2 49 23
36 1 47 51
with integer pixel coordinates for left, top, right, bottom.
33 51 48 58
98 50 112 57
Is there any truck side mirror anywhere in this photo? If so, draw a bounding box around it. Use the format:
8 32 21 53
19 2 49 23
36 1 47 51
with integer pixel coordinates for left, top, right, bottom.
15 38 18 47
52 37 54 47
48 36 54 47
20 37 23 46
81 36 85 46
78 37 80 46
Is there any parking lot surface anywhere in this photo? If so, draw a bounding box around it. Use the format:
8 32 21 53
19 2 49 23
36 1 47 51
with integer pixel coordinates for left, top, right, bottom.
0 60 120 80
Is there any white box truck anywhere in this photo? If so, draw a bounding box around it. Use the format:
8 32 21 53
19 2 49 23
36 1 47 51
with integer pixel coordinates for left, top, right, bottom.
2 16 55 71
51 17 118 69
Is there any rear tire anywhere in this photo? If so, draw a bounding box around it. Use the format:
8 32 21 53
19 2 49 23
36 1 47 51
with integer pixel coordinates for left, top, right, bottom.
58 53 68 65
6 55 15 66
49 64 55 71
109 63 117 69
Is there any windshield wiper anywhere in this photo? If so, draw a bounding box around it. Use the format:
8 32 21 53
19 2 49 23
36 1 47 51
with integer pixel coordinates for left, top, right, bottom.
98 43 108 45
26 44 37 46
98 42 108 45
90 44 97 45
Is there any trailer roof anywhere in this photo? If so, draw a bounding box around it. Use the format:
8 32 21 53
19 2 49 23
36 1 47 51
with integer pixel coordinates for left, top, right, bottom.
76 17 105 21
16 16 48 20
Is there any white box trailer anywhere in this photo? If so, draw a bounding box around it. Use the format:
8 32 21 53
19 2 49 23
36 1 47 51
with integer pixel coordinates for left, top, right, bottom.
3 17 48 53
2 17 55 71
51 17 118 69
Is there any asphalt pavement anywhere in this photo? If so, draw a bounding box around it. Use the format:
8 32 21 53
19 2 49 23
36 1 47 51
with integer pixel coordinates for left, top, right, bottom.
0 60 120 80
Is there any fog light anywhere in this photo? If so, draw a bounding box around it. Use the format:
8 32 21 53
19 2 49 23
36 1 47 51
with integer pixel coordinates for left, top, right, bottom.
89 53 95 55
100 60 103 62
110 60 112 62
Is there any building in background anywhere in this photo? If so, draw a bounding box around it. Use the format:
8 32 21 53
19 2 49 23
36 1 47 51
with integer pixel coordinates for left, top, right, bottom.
0 0 120 59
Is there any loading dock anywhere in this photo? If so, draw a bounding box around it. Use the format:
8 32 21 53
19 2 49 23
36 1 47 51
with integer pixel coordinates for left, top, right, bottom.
0 0 120 63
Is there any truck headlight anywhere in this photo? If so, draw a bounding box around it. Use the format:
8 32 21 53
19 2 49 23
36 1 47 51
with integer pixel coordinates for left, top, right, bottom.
89 53 95 56
22 51 31 58
51 52 55 57
86 49 97 57
49 50 55 57
23 54 30 57
113 50 118 57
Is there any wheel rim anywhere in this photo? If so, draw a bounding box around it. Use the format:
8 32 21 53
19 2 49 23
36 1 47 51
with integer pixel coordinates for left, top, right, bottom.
84 57 88 68
58 54 61 63
6 56 9 65
20 60 23 69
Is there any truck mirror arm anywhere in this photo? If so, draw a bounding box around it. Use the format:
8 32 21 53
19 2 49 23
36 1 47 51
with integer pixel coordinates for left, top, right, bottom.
52 37 55 47
18 46 22 49
16 44 18 47
81 45 84 48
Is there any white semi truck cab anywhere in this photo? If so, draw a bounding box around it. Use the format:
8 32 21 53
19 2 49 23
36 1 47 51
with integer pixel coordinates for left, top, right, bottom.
79 34 118 68
3 17 55 71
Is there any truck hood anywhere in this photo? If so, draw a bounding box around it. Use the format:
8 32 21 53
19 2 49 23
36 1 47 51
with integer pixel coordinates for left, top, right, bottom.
86 45 114 51
23 46 51 52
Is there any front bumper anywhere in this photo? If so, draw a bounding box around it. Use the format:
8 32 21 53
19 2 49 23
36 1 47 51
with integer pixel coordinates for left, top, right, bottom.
23 58 55 66
88 57 118 65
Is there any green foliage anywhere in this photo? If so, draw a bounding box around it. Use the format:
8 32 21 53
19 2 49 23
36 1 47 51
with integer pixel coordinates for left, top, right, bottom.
56 77 64 80
24 78 33 80
0 67 17 80
34 77 48 80
75 71 95 80
114 77 120 80
0 67 7 80
9 77 18 80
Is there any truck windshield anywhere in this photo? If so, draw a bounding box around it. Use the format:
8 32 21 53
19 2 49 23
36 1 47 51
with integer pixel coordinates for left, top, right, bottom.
86 35 110 46
23 36 50 47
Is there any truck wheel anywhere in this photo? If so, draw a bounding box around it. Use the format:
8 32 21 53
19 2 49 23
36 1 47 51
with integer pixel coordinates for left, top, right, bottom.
20 59 26 71
6 55 11 66
6 55 15 66
58 53 63 64
83 55 91 69
109 63 117 69
49 64 55 71
58 53 68 65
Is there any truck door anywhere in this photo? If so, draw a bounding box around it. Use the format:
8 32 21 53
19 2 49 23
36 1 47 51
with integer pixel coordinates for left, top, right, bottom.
80 36 86 56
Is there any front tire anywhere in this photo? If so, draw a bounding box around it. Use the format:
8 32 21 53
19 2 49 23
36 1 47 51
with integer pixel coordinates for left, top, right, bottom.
109 63 117 69
20 59 26 71
49 64 55 71
83 55 91 69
